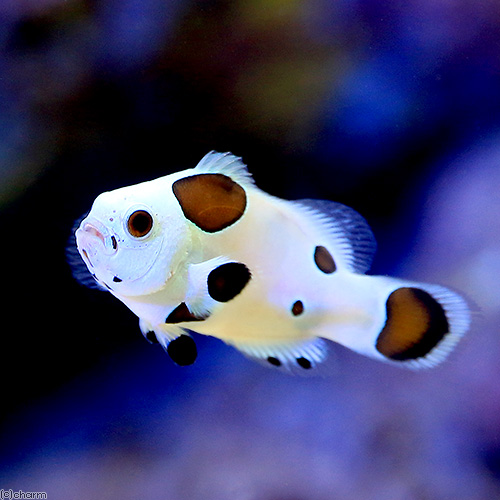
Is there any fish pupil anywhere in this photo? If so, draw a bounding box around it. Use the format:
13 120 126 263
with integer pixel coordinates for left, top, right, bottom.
127 210 153 238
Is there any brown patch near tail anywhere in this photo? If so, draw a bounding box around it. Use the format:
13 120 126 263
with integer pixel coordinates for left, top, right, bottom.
172 173 246 232
376 287 449 361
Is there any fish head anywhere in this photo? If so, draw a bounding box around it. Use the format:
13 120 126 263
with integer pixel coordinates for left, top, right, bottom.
75 177 191 297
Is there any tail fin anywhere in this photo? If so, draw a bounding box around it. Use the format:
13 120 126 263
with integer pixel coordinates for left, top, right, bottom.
371 280 471 369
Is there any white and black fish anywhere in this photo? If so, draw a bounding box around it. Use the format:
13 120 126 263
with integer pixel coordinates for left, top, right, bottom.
69 152 470 372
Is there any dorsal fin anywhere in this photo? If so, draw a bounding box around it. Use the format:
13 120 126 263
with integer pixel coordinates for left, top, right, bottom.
194 151 254 187
295 199 377 273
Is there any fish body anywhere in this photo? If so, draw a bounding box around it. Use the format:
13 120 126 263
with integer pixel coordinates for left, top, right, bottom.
72 152 470 371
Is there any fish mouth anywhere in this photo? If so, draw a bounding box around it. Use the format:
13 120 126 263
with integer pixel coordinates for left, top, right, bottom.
82 222 106 246
76 218 117 268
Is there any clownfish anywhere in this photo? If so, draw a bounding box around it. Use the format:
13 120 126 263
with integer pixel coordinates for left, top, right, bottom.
70 152 470 372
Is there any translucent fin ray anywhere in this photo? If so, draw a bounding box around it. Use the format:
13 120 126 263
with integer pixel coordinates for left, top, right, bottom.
194 151 254 187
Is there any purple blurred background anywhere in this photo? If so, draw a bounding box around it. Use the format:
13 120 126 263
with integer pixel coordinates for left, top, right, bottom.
1 1 500 499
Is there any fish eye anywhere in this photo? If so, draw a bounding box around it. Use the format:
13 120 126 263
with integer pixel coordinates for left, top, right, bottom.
126 210 153 238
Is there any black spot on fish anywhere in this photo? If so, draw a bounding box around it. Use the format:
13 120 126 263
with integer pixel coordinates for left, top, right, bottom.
297 357 312 369
111 235 118 250
314 245 336 274
267 356 281 367
145 331 159 344
207 262 251 302
113 276 122 283
167 335 197 366
165 302 208 323
291 300 304 316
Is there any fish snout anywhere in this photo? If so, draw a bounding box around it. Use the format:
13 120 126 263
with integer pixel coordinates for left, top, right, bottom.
82 222 106 246
76 219 118 267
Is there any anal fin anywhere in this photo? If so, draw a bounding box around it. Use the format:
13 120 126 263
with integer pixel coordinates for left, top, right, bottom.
229 337 329 375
